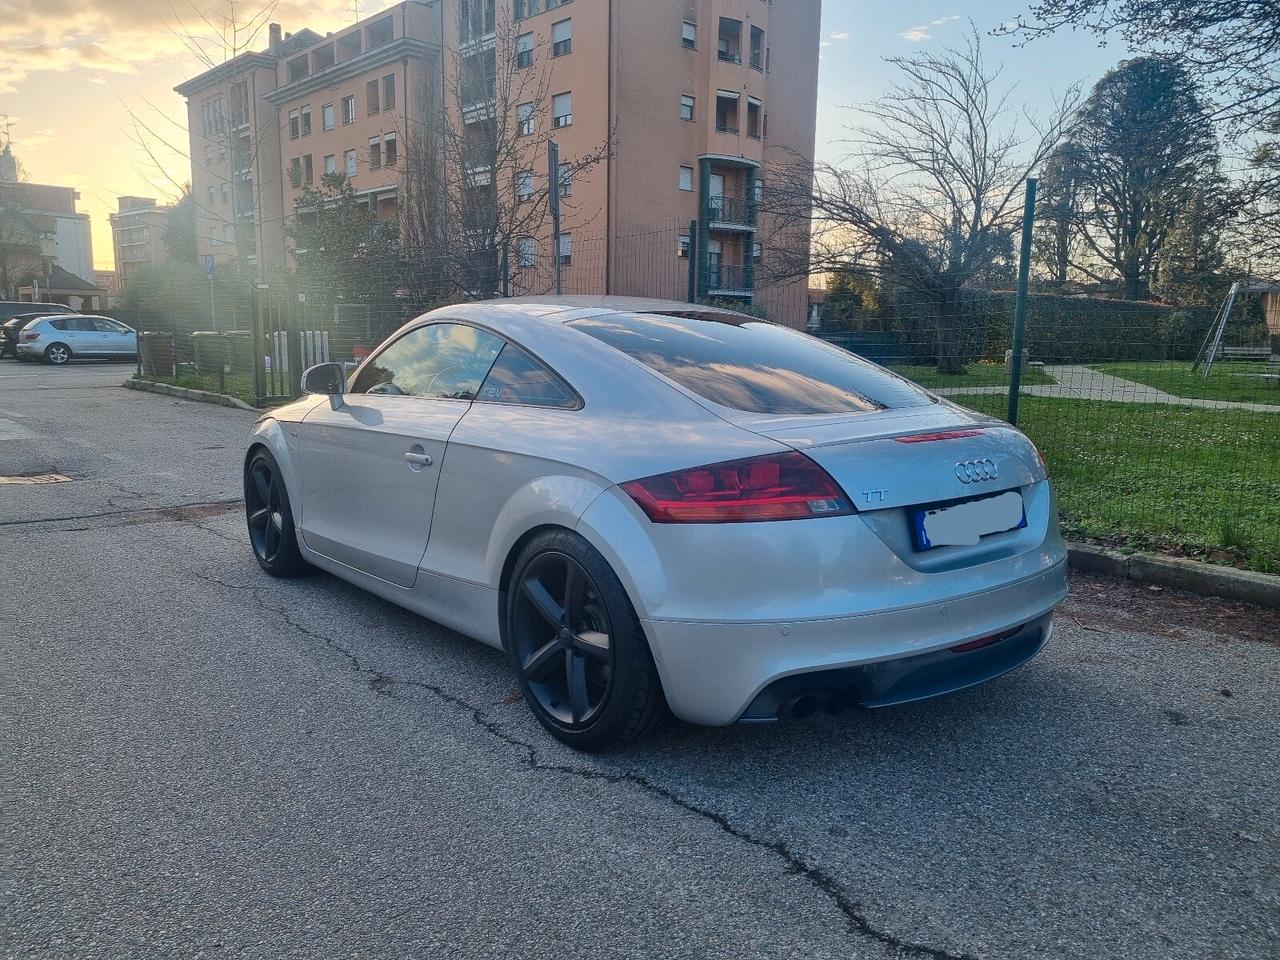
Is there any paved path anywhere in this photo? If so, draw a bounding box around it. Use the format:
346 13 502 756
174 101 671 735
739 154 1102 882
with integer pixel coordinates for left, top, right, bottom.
3 362 1279 960
935 364 1280 412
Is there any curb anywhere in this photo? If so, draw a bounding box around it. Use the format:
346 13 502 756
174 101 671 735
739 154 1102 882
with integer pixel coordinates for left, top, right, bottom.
124 378 258 413
1067 542 1280 609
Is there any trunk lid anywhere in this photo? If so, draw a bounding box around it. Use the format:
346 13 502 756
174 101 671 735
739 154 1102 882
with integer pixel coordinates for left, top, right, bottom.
733 400 1044 511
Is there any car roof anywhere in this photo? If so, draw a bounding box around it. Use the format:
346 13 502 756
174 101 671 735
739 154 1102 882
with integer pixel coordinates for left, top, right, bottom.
417 295 756 339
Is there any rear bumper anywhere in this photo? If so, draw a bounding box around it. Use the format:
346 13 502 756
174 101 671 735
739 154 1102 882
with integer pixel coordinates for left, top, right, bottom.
641 560 1067 726
15 342 41 358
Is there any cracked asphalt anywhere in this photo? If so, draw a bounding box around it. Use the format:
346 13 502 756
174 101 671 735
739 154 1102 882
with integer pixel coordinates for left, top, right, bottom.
2 362 1278 959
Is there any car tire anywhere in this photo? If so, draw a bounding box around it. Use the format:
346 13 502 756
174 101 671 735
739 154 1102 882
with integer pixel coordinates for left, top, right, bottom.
44 343 71 365
505 530 667 751
244 448 308 578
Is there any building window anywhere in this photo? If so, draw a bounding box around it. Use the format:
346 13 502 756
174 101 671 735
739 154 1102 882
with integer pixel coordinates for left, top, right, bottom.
290 157 303 187
679 165 694 191
218 142 228 161
516 32 534 68
367 79 380 115
207 186 216 205
288 55 309 82
750 26 765 70
552 92 572 127
384 132 398 166
680 95 695 122
682 21 696 49
367 15 394 49
288 109 300 139
301 104 312 136
369 137 382 170
345 149 357 177
383 74 396 110
557 232 572 265
514 0 540 19
557 162 572 198
753 240 763 261
515 169 534 202
551 19 572 56
515 236 535 268
342 96 356 124
303 154 314 184
221 184 230 204
322 102 335 131
204 144 213 166
324 154 337 175
210 226 219 246
517 102 534 136
677 235 690 258
747 98 762 139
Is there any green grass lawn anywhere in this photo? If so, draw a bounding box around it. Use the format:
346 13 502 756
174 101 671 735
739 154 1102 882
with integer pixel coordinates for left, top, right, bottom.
890 363 1055 389
135 372 259 407
1091 361 1280 405
951 392 1280 573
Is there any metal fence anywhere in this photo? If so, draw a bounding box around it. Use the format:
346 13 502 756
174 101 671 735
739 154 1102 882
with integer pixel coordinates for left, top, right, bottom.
113 217 1279 574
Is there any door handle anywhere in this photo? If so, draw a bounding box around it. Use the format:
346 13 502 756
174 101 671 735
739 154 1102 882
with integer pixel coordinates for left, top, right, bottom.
404 451 433 467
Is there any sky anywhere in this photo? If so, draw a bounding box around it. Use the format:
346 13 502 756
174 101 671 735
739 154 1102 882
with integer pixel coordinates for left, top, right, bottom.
0 0 1130 271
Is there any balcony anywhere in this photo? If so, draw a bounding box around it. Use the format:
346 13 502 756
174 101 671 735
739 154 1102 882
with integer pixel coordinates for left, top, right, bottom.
717 17 743 65
704 262 753 298
705 195 756 230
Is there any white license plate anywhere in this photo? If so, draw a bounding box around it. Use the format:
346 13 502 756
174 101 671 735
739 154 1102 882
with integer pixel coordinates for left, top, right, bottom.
914 491 1026 549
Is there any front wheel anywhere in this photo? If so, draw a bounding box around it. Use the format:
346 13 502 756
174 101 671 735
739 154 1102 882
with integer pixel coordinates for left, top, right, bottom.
244 449 308 577
505 530 666 751
44 343 71 365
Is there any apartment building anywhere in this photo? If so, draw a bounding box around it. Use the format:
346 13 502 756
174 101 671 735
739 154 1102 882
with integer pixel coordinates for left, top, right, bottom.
440 0 821 325
175 0 820 324
108 197 173 287
263 4 441 242
176 25 323 279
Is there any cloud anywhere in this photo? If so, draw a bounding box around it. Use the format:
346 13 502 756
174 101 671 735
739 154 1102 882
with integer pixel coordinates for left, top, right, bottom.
829 30 849 41
0 0 382 94
16 128 56 149
899 14 961 43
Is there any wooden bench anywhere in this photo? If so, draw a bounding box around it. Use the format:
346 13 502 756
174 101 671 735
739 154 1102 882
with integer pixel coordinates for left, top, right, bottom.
1218 345 1273 360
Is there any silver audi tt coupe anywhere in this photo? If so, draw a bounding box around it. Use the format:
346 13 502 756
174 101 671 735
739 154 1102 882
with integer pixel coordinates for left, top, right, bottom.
244 296 1067 749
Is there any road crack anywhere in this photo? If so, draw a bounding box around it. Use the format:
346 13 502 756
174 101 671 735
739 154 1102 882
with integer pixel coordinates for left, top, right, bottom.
225 578 975 960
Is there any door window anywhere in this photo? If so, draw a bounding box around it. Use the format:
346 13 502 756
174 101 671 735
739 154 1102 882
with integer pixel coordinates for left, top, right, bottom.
352 323 504 400
92 318 129 333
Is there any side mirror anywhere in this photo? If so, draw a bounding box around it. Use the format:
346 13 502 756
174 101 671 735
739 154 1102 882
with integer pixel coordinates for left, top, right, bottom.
302 361 346 407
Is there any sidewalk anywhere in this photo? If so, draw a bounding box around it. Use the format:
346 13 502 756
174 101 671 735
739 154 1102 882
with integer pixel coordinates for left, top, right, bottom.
934 364 1280 413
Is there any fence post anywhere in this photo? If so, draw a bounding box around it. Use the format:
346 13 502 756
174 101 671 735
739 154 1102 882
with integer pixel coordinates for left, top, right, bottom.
687 219 698 303
1007 177 1037 426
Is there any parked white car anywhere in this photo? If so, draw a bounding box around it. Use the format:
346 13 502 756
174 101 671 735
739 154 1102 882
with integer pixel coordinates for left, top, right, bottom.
16 315 138 364
244 297 1068 750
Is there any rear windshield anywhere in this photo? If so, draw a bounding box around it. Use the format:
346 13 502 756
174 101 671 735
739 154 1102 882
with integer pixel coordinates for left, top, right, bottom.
572 312 932 415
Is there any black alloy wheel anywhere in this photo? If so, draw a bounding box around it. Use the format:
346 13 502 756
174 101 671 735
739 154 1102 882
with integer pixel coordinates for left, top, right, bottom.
512 551 615 726
506 530 667 750
244 449 307 577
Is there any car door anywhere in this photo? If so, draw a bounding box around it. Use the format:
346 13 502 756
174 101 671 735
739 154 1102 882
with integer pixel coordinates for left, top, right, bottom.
298 321 505 588
61 317 101 356
91 318 133 356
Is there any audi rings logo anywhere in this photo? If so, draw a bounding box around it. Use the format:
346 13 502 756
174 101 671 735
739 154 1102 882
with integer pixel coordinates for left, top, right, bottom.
955 459 999 483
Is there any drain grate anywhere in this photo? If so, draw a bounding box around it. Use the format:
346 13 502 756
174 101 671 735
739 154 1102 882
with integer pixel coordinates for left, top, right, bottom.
0 473 74 485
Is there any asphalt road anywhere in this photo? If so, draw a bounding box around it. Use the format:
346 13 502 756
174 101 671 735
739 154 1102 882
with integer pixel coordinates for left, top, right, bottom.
2 361 1278 960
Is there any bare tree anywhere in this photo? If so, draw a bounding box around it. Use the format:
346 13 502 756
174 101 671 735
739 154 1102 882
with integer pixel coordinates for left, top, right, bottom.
1001 1 1280 269
765 27 1079 372
398 6 610 298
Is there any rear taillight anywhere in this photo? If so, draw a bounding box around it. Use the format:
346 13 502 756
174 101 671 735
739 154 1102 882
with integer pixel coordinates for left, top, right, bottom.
622 451 854 523
19 331 39 342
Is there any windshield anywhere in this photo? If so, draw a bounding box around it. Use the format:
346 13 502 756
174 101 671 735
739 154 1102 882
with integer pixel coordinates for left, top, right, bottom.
572 312 932 416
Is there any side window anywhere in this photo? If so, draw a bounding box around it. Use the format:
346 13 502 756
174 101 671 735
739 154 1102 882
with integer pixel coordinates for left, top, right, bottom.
49 318 68 331
93 318 126 332
352 322 504 400
477 345 577 408
68 318 98 332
